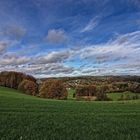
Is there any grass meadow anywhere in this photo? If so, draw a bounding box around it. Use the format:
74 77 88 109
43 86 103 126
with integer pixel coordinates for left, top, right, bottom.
0 86 140 140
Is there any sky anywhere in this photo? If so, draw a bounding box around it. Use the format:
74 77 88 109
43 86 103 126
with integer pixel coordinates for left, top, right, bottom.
0 0 140 77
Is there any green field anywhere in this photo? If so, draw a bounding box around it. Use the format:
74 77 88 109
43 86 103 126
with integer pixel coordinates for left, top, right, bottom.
67 88 76 100
0 86 140 140
107 92 140 101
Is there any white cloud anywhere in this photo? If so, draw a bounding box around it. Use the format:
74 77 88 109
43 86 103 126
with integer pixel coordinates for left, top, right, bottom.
0 53 31 66
45 29 68 43
0 63 74 78
81 16 100 32
0 50 74 77
35 50 73 64
0 31 140 77
80 31 140 64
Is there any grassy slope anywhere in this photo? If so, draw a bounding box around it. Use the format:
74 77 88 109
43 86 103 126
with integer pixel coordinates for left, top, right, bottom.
0 86 140 140
107 92 139 101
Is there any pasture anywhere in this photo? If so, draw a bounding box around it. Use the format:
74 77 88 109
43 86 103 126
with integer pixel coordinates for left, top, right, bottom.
0 86 140 140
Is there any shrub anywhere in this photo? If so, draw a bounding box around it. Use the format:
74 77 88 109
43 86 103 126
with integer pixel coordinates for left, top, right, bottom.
75 85 97 101
95 85 111 101
111 82 129 92
129 82 140 93
18 80 38 96
39 80 68 100
76 85 97 97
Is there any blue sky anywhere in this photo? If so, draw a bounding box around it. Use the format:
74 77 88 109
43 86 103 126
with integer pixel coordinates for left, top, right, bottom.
0 0 140 77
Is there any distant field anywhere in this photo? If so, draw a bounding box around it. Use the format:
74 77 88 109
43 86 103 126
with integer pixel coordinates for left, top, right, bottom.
67 88 140 101
0 86 140 140
67 88 76 100
107 92 140 101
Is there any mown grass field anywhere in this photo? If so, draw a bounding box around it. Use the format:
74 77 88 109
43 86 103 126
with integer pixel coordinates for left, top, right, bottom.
0 86 140 140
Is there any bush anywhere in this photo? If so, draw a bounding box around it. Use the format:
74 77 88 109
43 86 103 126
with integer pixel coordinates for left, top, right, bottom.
18 80 38 96
95 92 111 101
39 80 68 100
76 85 97 97
129 82 140 93
95 85 111 101
111 82 129 92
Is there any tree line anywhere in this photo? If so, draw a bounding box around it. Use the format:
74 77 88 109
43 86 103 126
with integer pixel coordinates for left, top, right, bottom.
0 71 67 99
0 71 140 101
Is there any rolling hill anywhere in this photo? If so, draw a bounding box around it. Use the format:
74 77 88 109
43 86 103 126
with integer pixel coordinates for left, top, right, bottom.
0 86 140 140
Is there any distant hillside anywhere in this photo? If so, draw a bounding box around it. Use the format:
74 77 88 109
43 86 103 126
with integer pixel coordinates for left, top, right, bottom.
39 75 140 88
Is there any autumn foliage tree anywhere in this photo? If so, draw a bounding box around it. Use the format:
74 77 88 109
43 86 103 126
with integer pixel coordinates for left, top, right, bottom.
0 71 36 89
75 85 97 101
128 82 140 93
76 85 97 97
39 80 68 99
95 85 111 101
18 80 38 96
75 85 111 101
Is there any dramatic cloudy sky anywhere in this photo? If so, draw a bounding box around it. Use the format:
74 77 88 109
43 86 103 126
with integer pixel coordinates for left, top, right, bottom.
0 0 140 77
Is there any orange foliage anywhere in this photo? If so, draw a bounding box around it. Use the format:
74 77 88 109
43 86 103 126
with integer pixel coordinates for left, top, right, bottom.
39 80 68 99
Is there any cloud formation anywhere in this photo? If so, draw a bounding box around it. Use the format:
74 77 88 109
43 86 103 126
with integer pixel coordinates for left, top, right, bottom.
0 53 31 66
2 25 26 40
81 16 100 32
80 31 140 64
35 50 72 64
0 41 10 54
45 29 68 44
0 30 140 77
0 0 139 77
